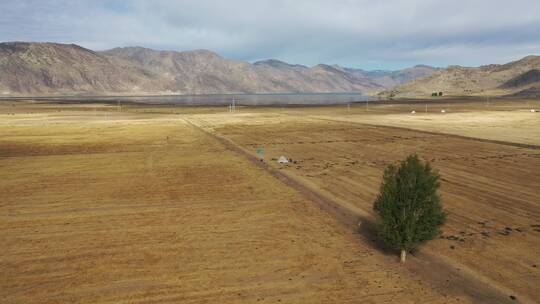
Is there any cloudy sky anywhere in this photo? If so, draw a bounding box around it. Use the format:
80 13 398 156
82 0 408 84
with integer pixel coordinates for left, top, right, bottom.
1 0 539 70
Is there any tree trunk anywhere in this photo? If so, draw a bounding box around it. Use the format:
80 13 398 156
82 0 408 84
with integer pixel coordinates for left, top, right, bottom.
400 249 406 263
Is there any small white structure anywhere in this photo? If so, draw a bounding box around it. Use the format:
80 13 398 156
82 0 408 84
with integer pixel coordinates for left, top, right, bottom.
411 110 416 114
278 156 289 164
530 109 538 113
441 109 446 113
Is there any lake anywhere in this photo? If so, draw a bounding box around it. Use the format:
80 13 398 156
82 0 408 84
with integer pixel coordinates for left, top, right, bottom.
1 93 375 106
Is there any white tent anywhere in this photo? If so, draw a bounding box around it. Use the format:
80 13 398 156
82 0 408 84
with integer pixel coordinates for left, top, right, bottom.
278 156 289 164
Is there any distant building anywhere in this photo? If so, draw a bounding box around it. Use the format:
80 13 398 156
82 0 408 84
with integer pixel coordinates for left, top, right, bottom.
278 156 289 164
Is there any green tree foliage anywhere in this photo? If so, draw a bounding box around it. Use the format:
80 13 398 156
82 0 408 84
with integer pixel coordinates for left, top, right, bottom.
373 155 446 262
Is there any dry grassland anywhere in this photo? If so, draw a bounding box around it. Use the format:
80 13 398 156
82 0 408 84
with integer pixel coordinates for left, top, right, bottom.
1 99 539 303
1 104 469 303
189 99 540 303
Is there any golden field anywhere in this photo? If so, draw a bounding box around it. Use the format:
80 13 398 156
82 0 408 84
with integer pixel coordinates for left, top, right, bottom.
1 98 539 303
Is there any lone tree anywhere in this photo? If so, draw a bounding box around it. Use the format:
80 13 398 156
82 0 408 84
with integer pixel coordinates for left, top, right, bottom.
373 155 446 263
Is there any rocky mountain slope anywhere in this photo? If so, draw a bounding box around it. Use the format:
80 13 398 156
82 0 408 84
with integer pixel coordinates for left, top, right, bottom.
381 55 540 98
104 47 385 94
342 64 439 88
0 42 161 95
2 42 537 98
0 42 434 96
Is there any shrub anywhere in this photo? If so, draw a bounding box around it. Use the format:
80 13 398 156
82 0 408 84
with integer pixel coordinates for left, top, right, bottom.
373 155 446 263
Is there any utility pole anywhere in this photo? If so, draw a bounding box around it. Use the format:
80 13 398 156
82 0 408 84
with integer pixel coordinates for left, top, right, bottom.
425 104 428 114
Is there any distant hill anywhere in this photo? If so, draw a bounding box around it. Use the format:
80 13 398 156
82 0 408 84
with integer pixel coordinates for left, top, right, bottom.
344 65 439 89
0 42 440 96
508 87 540 98
0 42 160 95
500 69 540 90
380 55 540 98
253 59 308 70
103 46 387 94
3 41 537 98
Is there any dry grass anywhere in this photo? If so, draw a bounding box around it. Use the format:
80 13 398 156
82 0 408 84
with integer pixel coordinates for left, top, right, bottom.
1 98 539 303
1 105 462 303
192 101 539 302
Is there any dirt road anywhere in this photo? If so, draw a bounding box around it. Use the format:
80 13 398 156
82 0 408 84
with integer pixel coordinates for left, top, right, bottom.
2 107 475 303
192 112 540 303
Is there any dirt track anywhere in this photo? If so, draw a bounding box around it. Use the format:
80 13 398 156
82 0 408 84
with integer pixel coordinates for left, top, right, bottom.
1 101 539 303
185 117 523 303
191 111 540 303
1 106 473 303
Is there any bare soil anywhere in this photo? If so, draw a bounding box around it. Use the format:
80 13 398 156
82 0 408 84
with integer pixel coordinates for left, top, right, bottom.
193 106 539 303
1 104 468 303
1 98 538 303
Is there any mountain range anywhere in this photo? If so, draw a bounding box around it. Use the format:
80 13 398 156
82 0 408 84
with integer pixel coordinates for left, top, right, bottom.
0 42 436 96
0 42 538 98
381 55 540 98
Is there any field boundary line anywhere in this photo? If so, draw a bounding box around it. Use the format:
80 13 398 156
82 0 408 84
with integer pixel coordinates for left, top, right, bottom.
182 116 526 304
307 115 540 150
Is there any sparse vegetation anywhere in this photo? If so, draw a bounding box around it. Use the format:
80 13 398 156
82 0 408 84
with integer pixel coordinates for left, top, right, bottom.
3 100 540 302
373 154 446 263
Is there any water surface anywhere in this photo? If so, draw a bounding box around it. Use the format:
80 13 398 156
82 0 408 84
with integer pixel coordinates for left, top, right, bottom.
1 93 374 106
